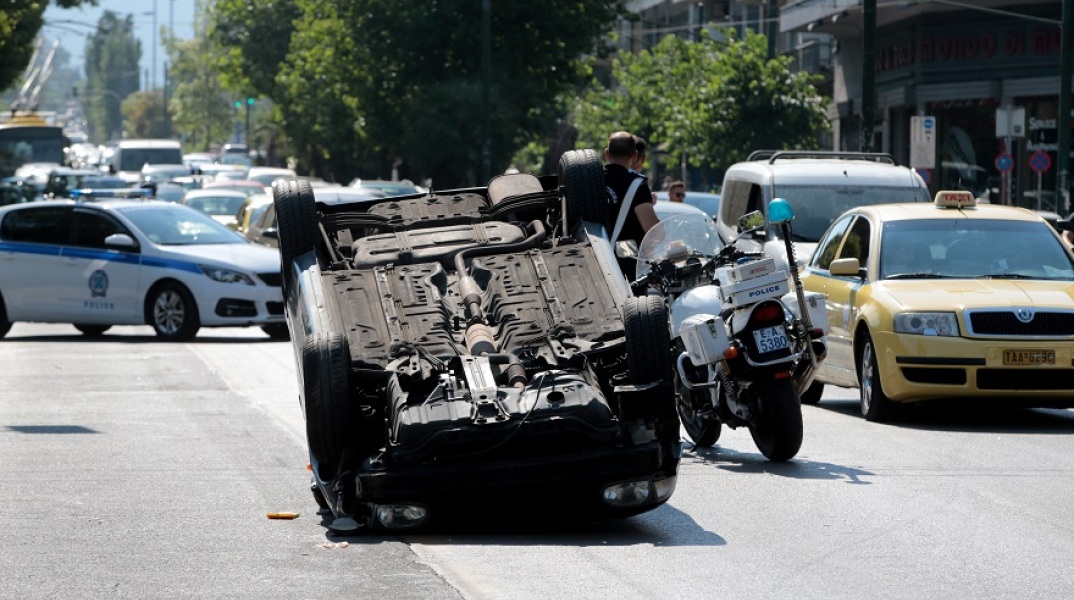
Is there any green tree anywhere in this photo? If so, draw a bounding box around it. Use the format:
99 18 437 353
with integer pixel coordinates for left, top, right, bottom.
83 11 140 142
0 0 97 95
164 11 235 151
574 29 829 176
207 0 628 186
122 89 168 139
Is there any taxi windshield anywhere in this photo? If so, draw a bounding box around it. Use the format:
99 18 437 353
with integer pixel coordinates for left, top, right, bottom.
880 219 1074 281
117 204 247 245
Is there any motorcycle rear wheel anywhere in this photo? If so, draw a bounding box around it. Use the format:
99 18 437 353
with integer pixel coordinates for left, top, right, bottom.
748 378 803 462
676 384 721 448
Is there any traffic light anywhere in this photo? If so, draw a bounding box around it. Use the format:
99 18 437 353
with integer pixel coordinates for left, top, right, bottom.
246 97 255 106
233 100 241 109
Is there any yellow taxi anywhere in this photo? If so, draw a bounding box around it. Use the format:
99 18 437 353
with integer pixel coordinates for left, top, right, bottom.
801 190 1074 421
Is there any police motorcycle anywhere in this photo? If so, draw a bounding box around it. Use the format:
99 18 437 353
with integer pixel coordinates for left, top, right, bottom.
628 199 827 461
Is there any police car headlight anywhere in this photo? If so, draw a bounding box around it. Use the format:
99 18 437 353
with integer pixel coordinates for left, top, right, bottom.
893 312 959 337
199 265 255 285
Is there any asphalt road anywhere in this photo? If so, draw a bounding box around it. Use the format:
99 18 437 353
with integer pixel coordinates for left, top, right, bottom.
3 322 1074 599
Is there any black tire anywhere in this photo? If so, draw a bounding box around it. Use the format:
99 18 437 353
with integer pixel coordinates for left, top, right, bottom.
558 149 605 231
146 282 200 341
676 383 721 447
800 380 824 405
623 295 670 385
273 179 319 290
859 334 895 422
0 292 11 340
301 332 358 478
74 324 112 337
261 323 290 340
749 378 804 461
310 477 330 511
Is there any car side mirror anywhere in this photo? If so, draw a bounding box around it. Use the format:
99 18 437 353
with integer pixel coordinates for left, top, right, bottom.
104 233 138 251
614 240 638 259
1056 219 1073 233
829 257 863 278
738 210 765 232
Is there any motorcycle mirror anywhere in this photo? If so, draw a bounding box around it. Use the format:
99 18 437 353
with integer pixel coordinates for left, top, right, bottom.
738 210 765 232
769 197 795 224
614 240 638 258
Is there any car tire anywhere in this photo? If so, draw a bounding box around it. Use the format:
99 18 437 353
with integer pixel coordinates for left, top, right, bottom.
676 382 721 448
558 149 605 231
260 323 290 340
146 281 200 341
0 292 11 340
800 380 824 405
302 332 358 478
859 334 895 422
748 378 804 462
74 324 112 337
273 179 319 290
623 295 670 385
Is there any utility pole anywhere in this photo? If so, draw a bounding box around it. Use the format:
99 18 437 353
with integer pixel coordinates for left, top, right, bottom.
861 0 876 152
481 0 491 184
1058 0 1073 215
151 0 157 89
767 0 778 60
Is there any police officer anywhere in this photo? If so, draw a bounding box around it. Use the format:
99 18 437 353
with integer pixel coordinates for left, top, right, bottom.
603 131 660 279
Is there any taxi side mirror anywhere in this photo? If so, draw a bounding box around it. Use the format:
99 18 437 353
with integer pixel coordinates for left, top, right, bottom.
829 257 863 278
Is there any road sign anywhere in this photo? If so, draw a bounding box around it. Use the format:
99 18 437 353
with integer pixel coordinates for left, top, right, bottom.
916 168 931 184
1029 150 1052 174
995 152 1013 172
910 116 936 168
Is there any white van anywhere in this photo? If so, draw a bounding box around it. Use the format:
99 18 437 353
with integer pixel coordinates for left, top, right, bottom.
716 150 930 268
100 139 184 184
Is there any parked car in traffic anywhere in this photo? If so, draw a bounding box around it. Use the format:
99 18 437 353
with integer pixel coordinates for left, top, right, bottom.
800 190 1074 420
247 167 297 188
181 189 250 226
654 190 721 220
347 178 423 197
0 199 286 340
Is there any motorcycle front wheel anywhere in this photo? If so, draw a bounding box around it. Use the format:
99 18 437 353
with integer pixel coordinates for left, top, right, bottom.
676 384 721 448
748 378 803 462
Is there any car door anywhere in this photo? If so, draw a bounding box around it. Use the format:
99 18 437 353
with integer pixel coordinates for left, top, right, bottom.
820 214 873 387
803 214 857 387
58 206 143 323
0 205 71 320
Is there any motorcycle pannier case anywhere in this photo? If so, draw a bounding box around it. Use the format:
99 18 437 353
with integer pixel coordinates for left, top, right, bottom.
680 315 732 366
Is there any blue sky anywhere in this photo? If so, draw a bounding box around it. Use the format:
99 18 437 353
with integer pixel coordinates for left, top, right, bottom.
42 0 198 89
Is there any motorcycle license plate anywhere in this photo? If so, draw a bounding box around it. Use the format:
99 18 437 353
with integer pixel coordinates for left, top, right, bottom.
754 325 789 353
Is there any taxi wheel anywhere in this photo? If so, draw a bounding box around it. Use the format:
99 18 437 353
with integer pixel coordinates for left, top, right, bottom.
74 324 111 337
559 149 605 231
859 335 894 422
146 282 200 341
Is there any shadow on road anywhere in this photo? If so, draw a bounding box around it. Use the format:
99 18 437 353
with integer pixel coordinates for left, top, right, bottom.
2 332 281 345
813 398 1074 434
683 443 873 485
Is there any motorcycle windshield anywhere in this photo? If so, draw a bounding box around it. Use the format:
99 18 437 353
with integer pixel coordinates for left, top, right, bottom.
636 213 726 281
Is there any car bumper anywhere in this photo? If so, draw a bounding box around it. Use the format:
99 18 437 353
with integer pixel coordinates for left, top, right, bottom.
195 282 285 327
875 330 1074 403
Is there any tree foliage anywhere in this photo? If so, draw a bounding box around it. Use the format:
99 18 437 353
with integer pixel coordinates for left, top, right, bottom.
0 0 97 94
122 90 169 139
83 11 141 142
574 29 830 175
164 7 236 152
207 0 627 186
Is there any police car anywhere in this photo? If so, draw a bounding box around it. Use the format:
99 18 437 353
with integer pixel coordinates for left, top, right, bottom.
0 199 285 340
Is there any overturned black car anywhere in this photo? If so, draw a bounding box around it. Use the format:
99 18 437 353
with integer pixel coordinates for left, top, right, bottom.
274 150 680 532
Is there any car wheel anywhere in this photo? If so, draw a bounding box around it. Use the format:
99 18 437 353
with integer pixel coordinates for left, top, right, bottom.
273 179 319 290
146 282 200 341
800 380 824 405
260 323 290 340
558 149 605 231
748 378 804 462
302 332 359 478
859 335 894 422
623 295 671 385
0 293 11 340
74 324 112 337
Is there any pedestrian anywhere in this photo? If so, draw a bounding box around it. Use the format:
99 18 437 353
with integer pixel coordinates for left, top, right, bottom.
666 180 686 203
604 131 660 278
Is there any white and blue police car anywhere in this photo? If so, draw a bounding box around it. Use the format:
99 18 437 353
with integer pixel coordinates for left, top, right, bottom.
0 199 285 340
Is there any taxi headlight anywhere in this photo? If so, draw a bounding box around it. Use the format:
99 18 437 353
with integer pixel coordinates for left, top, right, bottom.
199 265 254 285
893 312 959 337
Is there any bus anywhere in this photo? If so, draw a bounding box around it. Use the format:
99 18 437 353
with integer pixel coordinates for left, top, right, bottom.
0 113 68 179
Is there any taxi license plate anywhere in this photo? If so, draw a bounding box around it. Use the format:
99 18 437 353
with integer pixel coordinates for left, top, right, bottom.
1003 349 1055 366
754 325 789 354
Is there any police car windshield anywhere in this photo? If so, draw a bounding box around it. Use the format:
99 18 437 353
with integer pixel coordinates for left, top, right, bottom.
117 204 247 245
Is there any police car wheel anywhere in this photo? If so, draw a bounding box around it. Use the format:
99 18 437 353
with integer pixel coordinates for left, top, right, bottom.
74 324 111 337
147 282 200 341
559 149 605 231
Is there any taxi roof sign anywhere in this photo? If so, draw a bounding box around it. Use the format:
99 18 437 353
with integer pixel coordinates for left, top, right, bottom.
934 190 976 208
